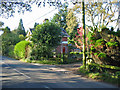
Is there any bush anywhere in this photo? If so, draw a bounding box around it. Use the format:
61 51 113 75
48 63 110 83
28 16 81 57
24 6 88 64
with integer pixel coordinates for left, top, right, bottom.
1 32 20 56
106 41 118 47
8 45 15 58
14 40 29 59
95 39 105 47
90 46 96 52
98 53 106 58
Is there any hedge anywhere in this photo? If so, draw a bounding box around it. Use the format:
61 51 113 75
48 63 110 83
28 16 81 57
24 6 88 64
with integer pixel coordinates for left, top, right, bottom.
14 40 29 59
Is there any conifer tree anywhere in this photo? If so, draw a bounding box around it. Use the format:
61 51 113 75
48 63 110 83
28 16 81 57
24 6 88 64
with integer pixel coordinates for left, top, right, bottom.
17 19 26 36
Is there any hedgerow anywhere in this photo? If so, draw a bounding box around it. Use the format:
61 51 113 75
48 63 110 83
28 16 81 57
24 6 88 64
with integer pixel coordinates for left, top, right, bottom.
14 40 29 59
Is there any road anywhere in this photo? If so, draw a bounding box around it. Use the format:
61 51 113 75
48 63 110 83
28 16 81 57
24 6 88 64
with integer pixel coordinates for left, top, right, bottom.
1 56 119 90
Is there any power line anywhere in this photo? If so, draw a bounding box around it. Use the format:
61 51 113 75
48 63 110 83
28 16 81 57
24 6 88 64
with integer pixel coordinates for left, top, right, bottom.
25 9 57 25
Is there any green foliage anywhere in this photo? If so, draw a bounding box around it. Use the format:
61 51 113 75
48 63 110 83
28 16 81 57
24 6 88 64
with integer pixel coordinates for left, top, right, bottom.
115 71 120 79
34 22 39 28
88 63 120 70
90 46 95 52
87 64 102 73
8 45 15 58
17 19 26 36
14 40 29 59
21 56 81 65
85 2 118 31
79 63 120 85
89 72 100 79
94 53 98 56
95 39 104 46
51 5 68 30
98 53 106 58
66 9 78 44
19 34 26 40
31 21 61 60
3 26 11 34
106 41 118 47
116 30 120 37
2 32 20 56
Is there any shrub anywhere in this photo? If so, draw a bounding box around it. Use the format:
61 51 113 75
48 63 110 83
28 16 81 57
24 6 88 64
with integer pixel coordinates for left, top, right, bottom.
19 34 26 40
106 41 118 47
94 53 98 56
14 40 29 59
90 46 95 52
8 45 15 58
98 53 106 58
95 39 105 47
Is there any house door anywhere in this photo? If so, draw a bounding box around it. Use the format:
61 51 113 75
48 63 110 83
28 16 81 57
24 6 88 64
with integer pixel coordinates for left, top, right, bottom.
63 47 65 53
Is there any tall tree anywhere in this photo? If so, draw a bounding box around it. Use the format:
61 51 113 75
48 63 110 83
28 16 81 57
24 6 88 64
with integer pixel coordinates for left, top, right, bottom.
17 19 26 36
34 22 39 28
1 30 20 56
3 26 11 34
68 1 118 68
31 21 61 60
85 1 118 31
51 3 68 30
66 9 78 44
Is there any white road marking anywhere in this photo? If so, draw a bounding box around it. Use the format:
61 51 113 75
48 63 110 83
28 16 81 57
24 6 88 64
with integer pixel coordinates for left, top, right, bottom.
13 69 31 79
2 61 31 79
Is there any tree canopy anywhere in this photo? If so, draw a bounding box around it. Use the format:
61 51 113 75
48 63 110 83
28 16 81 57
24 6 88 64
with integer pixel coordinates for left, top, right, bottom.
51 3 68 30
66 9 78 45
17 19 26 36
85 2 118 31
1 31 20 56
0 0 63 18
30 21 61 60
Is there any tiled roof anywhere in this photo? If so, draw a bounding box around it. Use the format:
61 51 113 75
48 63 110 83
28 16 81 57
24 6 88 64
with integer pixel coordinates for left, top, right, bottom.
60 27 69 37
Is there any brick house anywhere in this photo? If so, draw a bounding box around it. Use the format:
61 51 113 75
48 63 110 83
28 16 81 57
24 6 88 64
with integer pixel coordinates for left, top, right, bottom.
56 27 69 54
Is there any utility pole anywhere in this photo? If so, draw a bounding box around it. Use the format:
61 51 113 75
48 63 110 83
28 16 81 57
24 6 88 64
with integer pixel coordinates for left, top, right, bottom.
118 2 120 30
82 0 86 69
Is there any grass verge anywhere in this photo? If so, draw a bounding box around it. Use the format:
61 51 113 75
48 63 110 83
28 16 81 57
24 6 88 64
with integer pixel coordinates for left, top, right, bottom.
20 57 82 65
78 64 120 87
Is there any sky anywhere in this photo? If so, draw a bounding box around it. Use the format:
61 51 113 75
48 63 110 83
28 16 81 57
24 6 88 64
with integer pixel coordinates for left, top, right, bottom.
0 1 74 35
0 0 119 35
0 4 59 32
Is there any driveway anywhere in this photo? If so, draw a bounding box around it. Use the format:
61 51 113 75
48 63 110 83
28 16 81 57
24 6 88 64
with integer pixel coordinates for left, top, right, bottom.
1 56 119 90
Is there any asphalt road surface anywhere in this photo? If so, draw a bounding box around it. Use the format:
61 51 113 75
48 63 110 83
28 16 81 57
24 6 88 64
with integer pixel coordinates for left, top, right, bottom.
1 56 119 90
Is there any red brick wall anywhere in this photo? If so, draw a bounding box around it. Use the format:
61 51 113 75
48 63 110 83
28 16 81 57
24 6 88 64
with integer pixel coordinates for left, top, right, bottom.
56 37 68 54
62 37 67 41
56 44 68 54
